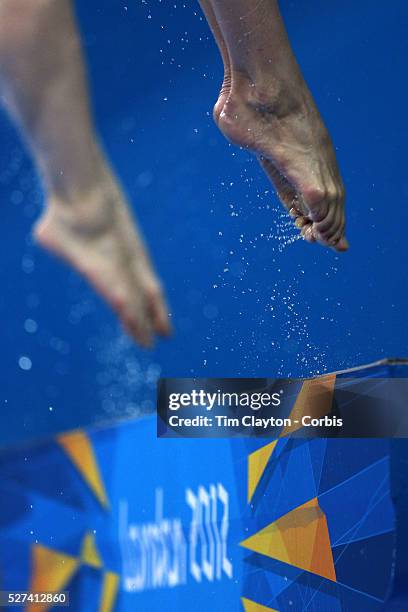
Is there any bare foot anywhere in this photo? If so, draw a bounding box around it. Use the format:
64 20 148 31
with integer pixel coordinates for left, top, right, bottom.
214 72 348 252
34 175 171 347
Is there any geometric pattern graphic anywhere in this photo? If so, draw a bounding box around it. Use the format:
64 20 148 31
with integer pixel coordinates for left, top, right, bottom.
0 423 400 611
57 431 110 509
247 374 336 503
240 437 395 611
28 532 119 612
241 496 336 582
29 544 79 612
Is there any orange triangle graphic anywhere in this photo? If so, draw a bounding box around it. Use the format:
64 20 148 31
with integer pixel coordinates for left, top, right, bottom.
28 545 79 612
99 570 120 612
58 431 109 509
241 497 336 582
248 441 278 503
241 597 279 611
281 375 336 437
81 531 103 569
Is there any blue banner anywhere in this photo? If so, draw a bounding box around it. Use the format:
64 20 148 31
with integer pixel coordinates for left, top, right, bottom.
0 360 407 610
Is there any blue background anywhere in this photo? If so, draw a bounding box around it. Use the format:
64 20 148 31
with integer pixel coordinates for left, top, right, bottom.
0 0 407 444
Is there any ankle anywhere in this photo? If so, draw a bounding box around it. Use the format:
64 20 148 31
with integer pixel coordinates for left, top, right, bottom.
214 69 313 152
46 181 116 234
230 70 308 119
